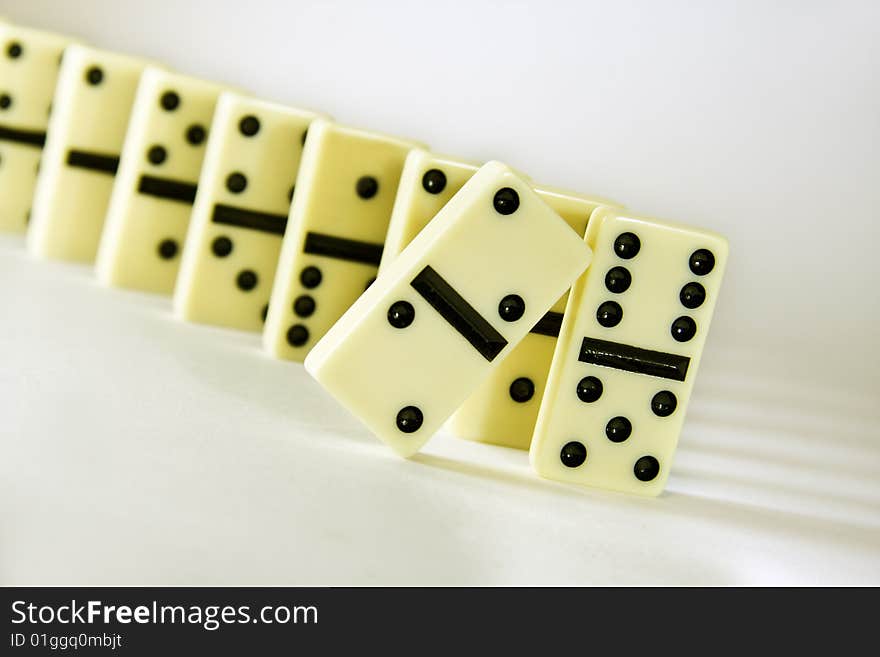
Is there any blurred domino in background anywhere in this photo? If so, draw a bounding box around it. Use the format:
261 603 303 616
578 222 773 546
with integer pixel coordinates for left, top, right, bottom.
27 44 154 262
0 24 74 232
96 68 228 293
263 119 424 362
174 93 325 331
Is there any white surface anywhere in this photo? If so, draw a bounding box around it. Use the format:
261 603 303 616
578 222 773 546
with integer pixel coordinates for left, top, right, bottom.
1 0 878 584
1 237 878 585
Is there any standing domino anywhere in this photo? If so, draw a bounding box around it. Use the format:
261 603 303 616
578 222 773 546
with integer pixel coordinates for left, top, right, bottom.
304 161 593 457
530 208 728 496
174 93 324 331
263 119 424 362
381 150 620 449
95 69 227 293
0 24 74 232
376 151 480 273
27 45 152 262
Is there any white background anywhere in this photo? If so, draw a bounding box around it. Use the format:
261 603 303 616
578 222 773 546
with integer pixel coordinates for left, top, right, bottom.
1 0 878 584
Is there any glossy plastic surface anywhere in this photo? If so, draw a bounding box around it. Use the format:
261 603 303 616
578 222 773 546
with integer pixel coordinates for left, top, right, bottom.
530 208 728 495
96 68 227 293
305 161 592 457
27 44 153 262
174 92 324 331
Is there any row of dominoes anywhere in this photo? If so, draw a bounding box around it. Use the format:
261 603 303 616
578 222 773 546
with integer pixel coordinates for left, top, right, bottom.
0 21 728 496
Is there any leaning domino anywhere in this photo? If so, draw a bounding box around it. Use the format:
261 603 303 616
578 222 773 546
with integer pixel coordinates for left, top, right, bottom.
304 161 593 457
381 149 620 450
529 208 728 496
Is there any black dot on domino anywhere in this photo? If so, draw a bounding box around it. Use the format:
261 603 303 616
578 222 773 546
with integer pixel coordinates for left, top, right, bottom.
679 282 705 309
239 115 260 137
576 376 602 403
186 124 206 145
422 169 447 194
85 66 103 85
356 176 378 199
560 441 587 468
300 266 322 289
396 406 423 433
0 93 11 110
498 294 525 322
605 266 631 294
671 316 697 342
493 187 519 215
236 269 258 291
226 172 247 193
293 295 315 318
509 377 535 403
387 301 415 328
7 42 22 59
596 301 622 328
605 416 632 442
157 239 178 260
147 145 167 165
689 249 715 276
160 91 180 111
651 391 677 417
614 232 640 259
634 456 660 482
287 324 309 347
212 236 233 257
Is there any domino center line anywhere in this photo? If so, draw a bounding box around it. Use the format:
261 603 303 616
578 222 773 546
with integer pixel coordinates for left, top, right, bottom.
66 149 120 175
137 175 198 204
530 311 563 338
0 124 47 147
303 231 383 266
579 336 690 381
411 265 508 362
211 203 288 235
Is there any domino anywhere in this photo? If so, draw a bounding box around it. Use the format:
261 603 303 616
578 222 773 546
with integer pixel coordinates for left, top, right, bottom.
376 151 481 273
95 69 227 294
174 93 324 330
529 208 728 496
380 149 620 449
263 119 424 362
27 44 153 262
0 24 75 232
304 161 593 457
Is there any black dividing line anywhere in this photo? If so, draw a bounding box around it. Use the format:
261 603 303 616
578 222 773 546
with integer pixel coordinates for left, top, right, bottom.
411 265 508 362
0 124 46 147
211 204 288 235
579 337 690 382
137 175 197 204
530 311 564 338
303 232 383 266
66 149 119 175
